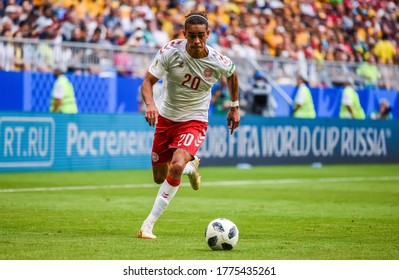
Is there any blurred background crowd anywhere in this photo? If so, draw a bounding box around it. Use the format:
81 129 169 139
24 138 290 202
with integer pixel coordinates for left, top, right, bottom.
1 0 398 67
0 0 397 118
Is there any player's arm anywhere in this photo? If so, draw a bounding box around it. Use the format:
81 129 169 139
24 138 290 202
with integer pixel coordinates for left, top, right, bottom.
226 71 240 135
141 71 160 126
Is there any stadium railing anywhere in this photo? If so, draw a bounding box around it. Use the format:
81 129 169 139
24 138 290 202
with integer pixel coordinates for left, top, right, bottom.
1 36 399 91
257 56 399 90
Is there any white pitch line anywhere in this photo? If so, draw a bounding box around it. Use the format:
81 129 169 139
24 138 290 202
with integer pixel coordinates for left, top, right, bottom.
1 176 399 193
0 183 155 193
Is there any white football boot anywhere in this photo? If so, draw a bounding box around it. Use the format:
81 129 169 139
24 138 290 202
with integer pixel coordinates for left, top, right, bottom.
137 221 156 239
187 156 201 190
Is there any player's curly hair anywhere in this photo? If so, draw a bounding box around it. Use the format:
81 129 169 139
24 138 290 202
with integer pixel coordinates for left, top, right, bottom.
185 11 209 29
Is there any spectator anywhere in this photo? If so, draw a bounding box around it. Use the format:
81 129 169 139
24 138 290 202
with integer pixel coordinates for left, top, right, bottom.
75 0 88 20
339 78 365 120
87 13 107 40
88 26 102 44
373 33 397 65
1 5 19 34
67 26 86 73
378 58 398 90
142 18 157 48
36 31 55 71
35 3 53 30
356 53 380 87
126 29 147 48
292 74 316 118
151 20 170 48
0 0 399 82
19 0 33 22
0 0 396 67
113 46 133 77
370 98 393 120
18 19 31 37
103 4 121 30
61 9 80 41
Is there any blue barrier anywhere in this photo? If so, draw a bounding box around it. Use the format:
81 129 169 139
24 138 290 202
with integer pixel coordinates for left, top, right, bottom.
0 70 142 113
1 112 398 172
0 71 24 111
1 71 399 117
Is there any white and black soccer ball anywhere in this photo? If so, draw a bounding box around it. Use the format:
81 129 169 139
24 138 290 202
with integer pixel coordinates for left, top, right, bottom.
205 218 239 250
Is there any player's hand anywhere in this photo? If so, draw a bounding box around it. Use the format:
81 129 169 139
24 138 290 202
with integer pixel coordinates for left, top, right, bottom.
227 107 240 135
145 104 159 127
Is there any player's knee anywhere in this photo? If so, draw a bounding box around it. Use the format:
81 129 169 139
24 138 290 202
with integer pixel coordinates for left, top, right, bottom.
152 165 168 184
153 174 165 184
168 161 185 178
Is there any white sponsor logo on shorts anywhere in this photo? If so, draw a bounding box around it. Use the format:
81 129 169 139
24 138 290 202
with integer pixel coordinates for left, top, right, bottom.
151 152 159 162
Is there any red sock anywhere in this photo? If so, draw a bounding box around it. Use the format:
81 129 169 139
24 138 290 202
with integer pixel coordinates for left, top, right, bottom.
166 176 180 187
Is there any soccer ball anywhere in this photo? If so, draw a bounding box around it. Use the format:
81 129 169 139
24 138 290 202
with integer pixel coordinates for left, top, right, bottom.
205 218 239 250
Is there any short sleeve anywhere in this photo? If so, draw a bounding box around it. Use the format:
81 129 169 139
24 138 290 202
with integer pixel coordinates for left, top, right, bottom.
148 49 167 79
221 56 236 78
210 48 236 78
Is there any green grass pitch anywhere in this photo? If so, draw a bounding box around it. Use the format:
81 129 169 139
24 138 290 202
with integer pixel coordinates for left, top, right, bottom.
0 164 398 260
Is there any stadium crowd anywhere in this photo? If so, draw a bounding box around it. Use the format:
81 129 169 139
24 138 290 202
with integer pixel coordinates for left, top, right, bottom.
0 0 398 84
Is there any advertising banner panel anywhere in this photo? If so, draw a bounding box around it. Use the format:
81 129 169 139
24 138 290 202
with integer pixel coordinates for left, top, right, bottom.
0 113 398 172
200 116 399 166
0 113 153 172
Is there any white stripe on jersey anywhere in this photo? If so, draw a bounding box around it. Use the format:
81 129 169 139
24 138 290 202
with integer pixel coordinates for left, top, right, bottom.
148 39 235 122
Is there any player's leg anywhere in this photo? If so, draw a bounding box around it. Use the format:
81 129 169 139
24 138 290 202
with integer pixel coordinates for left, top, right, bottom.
138 116 172 239
177 123 207 190
138 149 192 239
138 118 207 239
139 165 172 239
168 148 193 179
152 163 168 184
183 156 201 190
152 154 196 184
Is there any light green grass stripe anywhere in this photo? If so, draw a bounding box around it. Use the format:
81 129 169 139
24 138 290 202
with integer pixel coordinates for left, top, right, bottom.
1 176 398 193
